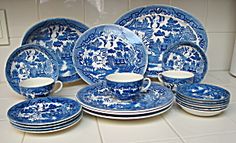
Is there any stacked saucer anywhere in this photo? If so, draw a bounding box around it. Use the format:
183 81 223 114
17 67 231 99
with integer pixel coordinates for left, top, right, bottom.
175 84 230 116
7 97 82 133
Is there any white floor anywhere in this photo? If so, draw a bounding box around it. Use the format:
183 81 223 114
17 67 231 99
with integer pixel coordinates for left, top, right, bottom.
1 71 236 143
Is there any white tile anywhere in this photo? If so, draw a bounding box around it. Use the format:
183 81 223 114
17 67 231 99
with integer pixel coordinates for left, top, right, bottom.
55 80 88 97
207 33 236 71
23 114 102 143
85 0 129 27
207 0 236 32
136 138 183 143
183 131 236 143
224 103 236 123
206 71 236 86
97 113 179 143
0 99 24 120
201 72 222 84
0 38 22 82
163 103 236 138
0 120 24 143
0 0 38 37
171 0 207 26
39 0 84 22
130 0 170 9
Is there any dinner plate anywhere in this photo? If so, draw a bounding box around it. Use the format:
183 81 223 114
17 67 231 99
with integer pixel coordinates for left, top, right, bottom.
10 112 83 133
8 97 82 125
115 5 208 77
162 42 207 83
83 103 172 120
22 18 89 83
176 84 230 102
72 24 148 84
5 44 58 94
76 82 174 113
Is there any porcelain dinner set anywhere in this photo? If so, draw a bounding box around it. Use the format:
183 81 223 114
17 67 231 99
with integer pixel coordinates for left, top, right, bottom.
5 5 230 133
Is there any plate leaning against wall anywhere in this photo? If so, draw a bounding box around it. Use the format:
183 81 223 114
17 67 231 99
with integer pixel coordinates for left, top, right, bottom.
115 5 208 78
22 18 89 83
72 24 148 84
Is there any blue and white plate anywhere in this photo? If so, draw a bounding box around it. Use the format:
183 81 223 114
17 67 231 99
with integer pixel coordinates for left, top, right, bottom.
162 42 207 83
22 18 89 83
83 103 172 120
76 82 174 114
5 44 58 94
72 24 148 84
8 97 82 125
10 112 83 133
176 84 230 102
115 5 208 77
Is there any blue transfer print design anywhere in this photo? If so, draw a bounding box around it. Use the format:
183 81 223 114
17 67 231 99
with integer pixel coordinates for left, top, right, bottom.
159 74 193 91
20 82 54 99
7 97 82 125
162 42 207 83
115 5 208 77
106 79 143 100
176 84 230 102
76 82 174 112
73 24 148 84
5 44 58 94
22 18 89 83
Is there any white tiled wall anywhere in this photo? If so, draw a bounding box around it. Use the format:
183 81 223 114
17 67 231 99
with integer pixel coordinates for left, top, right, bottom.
0 0 236 82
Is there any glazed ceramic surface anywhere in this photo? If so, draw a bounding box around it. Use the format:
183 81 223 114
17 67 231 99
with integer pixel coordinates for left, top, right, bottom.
176 84 230 102
106 73 151 100
115 5 207 77
19 77 63 99
162 42 207 83
158 70 194 90
22 18 89 83
76 82 174 113
73 24 148 84
8 97 82 125
83 104 172 120
10 113 83 133
5 44 58 94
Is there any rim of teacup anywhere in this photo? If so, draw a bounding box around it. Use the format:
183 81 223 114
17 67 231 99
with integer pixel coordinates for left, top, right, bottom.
106 73 144 83
19 77 55 88
161 70 194 79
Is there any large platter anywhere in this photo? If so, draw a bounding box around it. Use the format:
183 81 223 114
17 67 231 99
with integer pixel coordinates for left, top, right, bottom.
5 44 58 94
76 82 174 114
72 24 148 84
115 5 208 77
162 42 208 83
8 97 82 125
22 18 89 83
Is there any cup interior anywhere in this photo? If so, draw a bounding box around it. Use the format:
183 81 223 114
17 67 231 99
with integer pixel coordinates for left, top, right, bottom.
162 70 194 79
19 77 54 88
106 73 143 82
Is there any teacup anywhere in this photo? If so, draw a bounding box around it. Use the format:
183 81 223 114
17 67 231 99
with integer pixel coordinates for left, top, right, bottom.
106 73 151 100
19 77 63 99
158 70 194 91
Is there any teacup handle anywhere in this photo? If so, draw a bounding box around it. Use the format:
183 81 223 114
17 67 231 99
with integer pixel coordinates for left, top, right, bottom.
157 73 164 84
52 81 63 94
141 78 151 92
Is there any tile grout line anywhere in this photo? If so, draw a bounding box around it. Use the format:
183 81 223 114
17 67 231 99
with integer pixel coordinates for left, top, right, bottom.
95 117 104 143
161 115 186 143
20 133 26 143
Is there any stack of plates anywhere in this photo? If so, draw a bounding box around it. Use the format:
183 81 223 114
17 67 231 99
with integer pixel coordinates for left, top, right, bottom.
76 82 174 120
176 84 230 116
7 97 82 133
